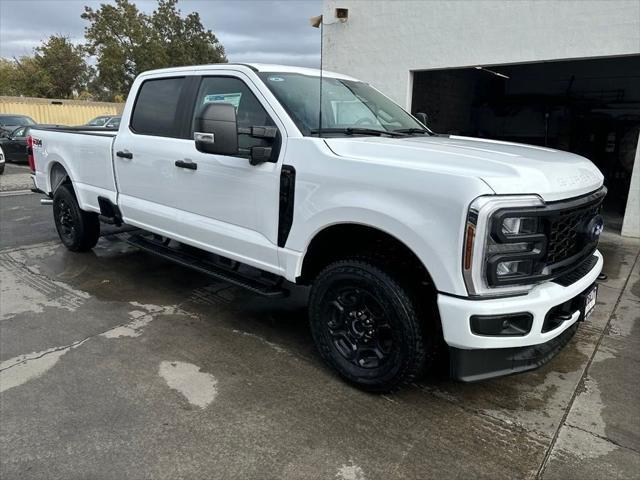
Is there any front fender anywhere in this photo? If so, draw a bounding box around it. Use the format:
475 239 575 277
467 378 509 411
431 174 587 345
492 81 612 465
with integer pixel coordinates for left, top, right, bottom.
287 190 478 296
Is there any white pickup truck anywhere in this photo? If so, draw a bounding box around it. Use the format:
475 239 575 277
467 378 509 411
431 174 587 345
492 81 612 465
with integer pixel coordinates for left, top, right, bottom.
29 64 606 391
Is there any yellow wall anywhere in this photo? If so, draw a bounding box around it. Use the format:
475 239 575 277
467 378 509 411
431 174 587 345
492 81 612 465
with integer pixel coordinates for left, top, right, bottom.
0 96 125 126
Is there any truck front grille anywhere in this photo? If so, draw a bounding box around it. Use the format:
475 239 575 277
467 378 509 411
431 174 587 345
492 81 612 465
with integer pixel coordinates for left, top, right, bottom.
545 201 603 265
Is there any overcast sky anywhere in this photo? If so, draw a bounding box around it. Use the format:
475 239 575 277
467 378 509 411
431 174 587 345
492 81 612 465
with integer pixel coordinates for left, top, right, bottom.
0 0 321 67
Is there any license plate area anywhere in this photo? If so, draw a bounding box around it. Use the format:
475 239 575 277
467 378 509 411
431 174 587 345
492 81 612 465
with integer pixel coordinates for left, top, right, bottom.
581 284 598 321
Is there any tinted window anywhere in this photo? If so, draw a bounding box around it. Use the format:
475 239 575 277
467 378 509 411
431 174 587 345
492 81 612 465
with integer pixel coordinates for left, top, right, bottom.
131 77 185 137
192 76 275 152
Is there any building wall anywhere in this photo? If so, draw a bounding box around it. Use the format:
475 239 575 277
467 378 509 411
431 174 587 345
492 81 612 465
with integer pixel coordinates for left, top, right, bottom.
322 0 640 107
622 133 640 237
0 97 124 126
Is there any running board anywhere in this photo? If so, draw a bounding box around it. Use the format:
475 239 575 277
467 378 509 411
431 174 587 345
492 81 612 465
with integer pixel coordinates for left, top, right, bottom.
125 234 288 298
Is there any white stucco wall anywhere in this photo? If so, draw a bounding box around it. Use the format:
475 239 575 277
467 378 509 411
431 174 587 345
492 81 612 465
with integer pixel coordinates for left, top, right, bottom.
322 0 640 107
622 133 640 238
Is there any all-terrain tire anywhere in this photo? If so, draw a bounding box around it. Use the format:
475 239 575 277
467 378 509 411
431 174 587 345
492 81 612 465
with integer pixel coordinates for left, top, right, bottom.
52 183 100 252
308 259 427 392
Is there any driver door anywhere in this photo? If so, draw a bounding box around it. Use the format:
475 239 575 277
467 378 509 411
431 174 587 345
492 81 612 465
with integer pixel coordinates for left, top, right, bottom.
4 127 28 162
114 72 284 274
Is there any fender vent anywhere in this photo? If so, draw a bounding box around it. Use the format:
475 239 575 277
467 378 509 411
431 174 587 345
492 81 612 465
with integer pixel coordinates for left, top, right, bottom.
278 165 296 247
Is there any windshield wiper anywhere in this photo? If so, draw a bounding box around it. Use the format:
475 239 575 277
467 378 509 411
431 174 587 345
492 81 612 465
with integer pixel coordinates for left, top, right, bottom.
392 127 432 135
311 127 406 138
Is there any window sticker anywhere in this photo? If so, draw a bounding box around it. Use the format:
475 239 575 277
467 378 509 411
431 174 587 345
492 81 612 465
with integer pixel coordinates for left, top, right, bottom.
268 76 285 82
203 92 242 109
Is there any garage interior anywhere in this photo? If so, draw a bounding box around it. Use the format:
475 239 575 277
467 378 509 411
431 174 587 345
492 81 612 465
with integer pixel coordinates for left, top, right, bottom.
411 55 640 230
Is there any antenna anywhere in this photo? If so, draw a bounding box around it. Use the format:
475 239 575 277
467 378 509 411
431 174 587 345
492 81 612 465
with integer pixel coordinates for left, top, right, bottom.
310 14 324 137
310 11 348 137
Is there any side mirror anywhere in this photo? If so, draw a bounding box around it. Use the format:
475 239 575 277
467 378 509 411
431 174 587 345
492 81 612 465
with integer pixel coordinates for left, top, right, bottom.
194 102 239 155
416 112 429 127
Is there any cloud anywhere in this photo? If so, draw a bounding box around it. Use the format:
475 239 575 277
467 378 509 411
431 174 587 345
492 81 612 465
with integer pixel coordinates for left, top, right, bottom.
0 0 321 67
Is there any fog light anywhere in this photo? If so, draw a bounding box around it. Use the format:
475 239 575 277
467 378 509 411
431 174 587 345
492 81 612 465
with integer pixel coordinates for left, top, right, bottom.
470 313 533 336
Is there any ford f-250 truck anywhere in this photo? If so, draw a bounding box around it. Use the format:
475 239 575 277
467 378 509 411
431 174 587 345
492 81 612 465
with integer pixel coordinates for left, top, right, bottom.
29 64 606 392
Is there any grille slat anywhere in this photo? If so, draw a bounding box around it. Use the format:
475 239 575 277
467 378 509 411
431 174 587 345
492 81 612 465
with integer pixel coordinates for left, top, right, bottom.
545 202 602 265
553 255 599 287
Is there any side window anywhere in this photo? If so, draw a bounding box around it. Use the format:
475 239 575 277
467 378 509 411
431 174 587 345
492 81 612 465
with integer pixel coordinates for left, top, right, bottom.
13 127 26 137
192 76 275 152
131 77 186 137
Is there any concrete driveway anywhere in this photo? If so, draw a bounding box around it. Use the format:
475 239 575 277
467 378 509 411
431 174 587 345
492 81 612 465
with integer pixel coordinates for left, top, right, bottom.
1 170 639 479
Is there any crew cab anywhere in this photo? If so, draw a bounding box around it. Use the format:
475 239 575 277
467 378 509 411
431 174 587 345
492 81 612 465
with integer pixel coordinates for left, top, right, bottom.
29 64 606 391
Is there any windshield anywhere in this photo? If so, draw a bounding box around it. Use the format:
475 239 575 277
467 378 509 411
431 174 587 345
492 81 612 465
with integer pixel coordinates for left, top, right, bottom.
88 116 110 126
105 117 121 128
258 72 425 136
0 115 35 126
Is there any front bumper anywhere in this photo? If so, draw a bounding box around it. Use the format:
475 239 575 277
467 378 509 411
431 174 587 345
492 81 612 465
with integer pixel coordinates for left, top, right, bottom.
450 323 579 382
438 249 603 379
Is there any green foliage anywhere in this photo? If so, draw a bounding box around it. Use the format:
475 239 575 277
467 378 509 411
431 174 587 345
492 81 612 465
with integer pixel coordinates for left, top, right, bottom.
0 0 227 101
0 59 21 96
0 36 87 98
34 36 89 98
82 0 227 100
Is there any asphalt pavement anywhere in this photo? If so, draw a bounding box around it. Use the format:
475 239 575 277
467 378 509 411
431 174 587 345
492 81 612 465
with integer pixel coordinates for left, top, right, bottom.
0 164 639 479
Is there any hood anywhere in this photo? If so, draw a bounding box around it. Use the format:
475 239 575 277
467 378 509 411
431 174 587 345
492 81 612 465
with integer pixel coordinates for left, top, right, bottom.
324 135 604 202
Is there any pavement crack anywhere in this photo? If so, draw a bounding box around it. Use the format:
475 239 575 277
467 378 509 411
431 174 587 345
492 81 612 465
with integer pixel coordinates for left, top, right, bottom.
563 424 640 455
0 338 88 372
535 249 640 479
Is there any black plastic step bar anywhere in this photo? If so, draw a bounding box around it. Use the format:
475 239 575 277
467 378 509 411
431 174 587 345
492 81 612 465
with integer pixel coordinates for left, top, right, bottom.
125 234 287 298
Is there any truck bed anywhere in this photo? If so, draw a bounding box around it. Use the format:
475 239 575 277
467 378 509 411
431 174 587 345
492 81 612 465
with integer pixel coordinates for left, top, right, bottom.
31 126 119 213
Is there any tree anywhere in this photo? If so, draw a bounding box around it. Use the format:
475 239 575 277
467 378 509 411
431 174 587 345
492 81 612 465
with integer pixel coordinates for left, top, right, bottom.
0 59 20 96
33 35 88 98
82 0 227 100
0 36 87 99
150 0 226 68
10 56 51 97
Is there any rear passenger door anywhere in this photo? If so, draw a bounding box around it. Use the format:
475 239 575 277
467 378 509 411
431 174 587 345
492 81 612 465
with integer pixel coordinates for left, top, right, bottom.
114 72 284 274
114 75 191 229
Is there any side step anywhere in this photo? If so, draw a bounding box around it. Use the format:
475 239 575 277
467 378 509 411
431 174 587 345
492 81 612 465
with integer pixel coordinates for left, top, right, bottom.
124 234 288 298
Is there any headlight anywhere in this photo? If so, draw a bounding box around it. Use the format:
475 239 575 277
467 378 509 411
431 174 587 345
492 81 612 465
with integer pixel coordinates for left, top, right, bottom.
463 196 546 297
501 217 538 236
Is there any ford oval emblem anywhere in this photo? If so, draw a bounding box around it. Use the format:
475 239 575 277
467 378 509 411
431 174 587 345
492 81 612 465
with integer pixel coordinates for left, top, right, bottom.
584 215 604 242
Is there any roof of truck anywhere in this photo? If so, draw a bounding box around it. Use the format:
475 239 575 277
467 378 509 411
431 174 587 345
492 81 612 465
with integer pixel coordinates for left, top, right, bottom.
139 63 358 81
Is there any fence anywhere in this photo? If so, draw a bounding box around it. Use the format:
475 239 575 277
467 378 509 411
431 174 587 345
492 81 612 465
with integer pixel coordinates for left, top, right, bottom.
0 96 125 126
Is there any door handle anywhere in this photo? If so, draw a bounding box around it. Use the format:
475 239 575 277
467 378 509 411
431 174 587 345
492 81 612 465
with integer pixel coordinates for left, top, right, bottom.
116 150 133 159
175 159 198 170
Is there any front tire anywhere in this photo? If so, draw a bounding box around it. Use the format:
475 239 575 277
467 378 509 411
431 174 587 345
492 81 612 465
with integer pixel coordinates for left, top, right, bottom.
309 259 427 392
53 183 100 252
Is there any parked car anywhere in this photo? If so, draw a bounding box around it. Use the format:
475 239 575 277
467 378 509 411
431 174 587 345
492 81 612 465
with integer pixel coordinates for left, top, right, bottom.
29 64 605 391
104 116 121 129
0 126 30 162
0 114 36 137
1 124 64 163
86 115 120 128
0 145 5 175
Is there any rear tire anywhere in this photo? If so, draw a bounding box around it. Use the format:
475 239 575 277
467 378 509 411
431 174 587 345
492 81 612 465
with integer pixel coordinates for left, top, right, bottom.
53 183 100 252
308 259 427 392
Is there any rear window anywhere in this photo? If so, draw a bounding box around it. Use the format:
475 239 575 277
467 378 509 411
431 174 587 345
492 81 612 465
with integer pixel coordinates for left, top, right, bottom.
131 77 185 137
